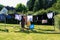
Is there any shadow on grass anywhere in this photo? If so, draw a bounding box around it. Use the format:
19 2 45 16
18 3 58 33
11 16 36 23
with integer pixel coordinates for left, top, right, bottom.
37 29 55 31
0 29 8 32
14 30 30 34
14 29 60 34
31 30 60 34
0 29 60 34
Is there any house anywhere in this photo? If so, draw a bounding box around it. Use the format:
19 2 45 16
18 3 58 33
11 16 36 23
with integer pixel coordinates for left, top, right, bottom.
0 7 8 15
0 7 8 21
5 6 15 14
0 6 15 23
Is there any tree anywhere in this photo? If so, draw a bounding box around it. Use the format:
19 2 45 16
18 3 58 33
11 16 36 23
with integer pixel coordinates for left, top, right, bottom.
33 0 43 12
27 0 35 11
0 4 4 11
27 0 57 12
53 1 60 10
15 3 27 13
45 0 56 9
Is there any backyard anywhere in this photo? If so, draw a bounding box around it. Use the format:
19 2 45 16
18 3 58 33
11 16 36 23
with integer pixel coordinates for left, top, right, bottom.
0 0 60 40
0 23 60 40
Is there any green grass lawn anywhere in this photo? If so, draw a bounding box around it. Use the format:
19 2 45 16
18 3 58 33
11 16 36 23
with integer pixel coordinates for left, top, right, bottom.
0 23 60 40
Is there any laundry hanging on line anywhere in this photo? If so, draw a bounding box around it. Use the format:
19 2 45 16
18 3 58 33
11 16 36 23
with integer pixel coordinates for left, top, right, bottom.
6 15 11 19
47 12 53 19
0 14 5 21
27 15 33 22
15 14 21 21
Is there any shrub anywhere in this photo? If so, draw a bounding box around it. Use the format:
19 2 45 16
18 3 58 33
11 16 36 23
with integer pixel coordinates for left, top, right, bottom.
26 11 34 15
34 9 47 15
54 14 60 30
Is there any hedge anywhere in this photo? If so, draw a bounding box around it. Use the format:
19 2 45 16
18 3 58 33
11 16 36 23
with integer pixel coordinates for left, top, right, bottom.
54 14 60 30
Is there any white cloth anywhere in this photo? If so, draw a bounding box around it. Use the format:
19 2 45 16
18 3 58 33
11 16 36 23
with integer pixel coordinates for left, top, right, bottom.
47 13 53 19
27 15 33 22
15 14 21 21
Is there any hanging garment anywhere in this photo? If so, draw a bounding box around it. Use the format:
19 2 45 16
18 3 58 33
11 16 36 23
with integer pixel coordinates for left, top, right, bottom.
42 20 47 24
15 14 21 21
6 15 11 19
19 15 21 21
47 13 53 19
21 16 25 28
0 14 5 21
27 15 33 22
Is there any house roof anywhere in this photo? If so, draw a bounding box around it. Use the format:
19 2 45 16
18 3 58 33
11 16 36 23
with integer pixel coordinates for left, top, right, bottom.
5 6 15 10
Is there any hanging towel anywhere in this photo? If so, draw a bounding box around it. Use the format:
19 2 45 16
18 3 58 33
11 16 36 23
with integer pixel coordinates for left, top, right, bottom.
47 13 53 19
15 14 21 21
27 15 33 22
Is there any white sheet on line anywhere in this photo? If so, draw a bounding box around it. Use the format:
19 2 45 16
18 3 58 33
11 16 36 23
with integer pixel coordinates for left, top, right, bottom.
27 15 33 21
47 13 53 19
15 14 21 21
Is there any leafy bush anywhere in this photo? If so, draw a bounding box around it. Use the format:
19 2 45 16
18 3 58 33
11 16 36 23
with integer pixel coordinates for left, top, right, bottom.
26 11 34 15
54 14 60 30
34 9 47 15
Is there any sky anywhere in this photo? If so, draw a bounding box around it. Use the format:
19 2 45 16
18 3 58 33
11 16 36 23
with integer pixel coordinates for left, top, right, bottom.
0 0 29 7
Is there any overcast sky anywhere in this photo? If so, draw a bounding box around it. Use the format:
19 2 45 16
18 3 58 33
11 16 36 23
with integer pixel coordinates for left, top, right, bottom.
0 0 29 7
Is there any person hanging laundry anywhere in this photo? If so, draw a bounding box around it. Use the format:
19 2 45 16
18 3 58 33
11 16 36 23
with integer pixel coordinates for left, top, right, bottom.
24 16 27 25
26 15 35 30
27 21 31 28
26 19 35 30
26 15 31 30
21 16 25 31
27 15 33 26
